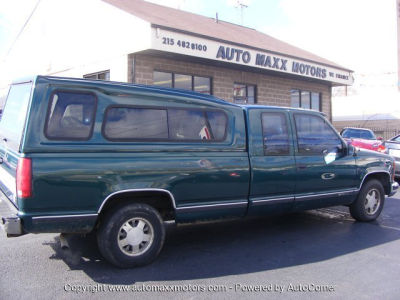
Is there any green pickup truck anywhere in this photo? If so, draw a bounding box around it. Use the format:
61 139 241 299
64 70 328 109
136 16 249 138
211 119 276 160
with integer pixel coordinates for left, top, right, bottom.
0 76 398 268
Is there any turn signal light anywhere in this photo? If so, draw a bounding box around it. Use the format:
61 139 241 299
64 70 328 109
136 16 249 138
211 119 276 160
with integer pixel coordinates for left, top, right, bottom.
16 158 32 198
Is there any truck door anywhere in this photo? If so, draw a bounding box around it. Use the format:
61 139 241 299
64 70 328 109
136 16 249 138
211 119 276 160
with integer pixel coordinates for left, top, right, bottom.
247 108 296 215
291 112 358 210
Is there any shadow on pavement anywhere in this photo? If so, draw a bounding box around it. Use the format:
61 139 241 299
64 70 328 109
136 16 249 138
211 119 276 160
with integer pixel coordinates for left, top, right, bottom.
43 196 400 285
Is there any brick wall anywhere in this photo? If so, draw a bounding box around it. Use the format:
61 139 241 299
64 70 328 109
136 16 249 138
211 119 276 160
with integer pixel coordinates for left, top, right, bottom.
129 53 332 119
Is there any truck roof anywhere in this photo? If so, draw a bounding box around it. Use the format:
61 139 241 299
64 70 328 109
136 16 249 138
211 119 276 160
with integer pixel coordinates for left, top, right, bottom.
12 75 325 116
19 75 237 107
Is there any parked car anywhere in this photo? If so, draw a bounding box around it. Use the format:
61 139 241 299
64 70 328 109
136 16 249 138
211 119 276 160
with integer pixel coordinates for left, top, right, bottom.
384 134 400 178
340 127 386 153
0 76 398 268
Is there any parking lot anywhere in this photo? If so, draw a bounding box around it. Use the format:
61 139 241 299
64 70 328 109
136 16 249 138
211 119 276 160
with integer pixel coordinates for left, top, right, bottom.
1 191 400 300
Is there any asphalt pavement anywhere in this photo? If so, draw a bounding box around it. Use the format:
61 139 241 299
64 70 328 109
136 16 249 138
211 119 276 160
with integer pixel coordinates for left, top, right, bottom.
1 192 400 299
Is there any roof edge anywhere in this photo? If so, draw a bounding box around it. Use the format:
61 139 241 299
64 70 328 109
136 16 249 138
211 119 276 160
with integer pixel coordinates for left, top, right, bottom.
151 24 353 73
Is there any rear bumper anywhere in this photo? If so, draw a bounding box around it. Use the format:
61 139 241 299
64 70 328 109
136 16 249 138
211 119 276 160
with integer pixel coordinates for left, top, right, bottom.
0 190 24 237
389 181 399 197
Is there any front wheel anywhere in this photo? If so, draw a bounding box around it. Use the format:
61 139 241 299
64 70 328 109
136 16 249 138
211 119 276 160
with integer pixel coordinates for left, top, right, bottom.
97 203 166 268
350 179 385 222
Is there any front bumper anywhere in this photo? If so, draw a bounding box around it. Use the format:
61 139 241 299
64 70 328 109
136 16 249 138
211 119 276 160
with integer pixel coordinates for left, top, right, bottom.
389 181 399 197
0 190 24 237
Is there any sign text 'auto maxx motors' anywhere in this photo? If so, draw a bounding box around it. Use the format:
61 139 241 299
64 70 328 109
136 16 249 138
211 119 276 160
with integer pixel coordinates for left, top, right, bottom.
152 28 353 85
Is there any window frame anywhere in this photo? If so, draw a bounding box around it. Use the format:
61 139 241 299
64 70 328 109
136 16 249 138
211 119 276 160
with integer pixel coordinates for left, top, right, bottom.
83 70 110 81
101 104 228 143
233 82 257 104
293 112 344 156
153 70 213 95
44 90 98 141
290 89 321 112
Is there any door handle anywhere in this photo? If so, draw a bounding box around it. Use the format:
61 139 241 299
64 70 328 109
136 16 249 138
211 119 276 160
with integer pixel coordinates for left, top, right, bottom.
297 164 307 170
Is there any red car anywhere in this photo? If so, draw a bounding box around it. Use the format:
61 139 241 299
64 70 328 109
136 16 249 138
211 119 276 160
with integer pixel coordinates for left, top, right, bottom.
340 127 386 153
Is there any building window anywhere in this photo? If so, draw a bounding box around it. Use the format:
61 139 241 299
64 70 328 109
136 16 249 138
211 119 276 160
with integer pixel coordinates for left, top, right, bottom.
153 71 211 94
194 76 211 94
83 70 110 81
153 71 172 88
174 74 192 90
290 89 321 111
233 83 256 104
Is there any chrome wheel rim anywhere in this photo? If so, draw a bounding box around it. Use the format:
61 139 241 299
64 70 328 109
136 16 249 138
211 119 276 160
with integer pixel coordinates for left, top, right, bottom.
117 218 154 256
364 188 381 215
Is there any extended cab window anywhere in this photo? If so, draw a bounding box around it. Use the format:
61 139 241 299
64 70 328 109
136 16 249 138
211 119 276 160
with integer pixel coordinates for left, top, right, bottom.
261 112 290 155
294 114 342 154
103 106 227 142
45 91 96 140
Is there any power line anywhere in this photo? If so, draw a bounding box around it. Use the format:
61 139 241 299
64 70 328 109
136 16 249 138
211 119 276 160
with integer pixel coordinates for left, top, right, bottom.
4 0 41 59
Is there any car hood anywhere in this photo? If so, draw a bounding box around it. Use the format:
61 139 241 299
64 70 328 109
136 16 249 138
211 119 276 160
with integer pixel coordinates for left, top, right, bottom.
344 138 382 148
356 147 391 159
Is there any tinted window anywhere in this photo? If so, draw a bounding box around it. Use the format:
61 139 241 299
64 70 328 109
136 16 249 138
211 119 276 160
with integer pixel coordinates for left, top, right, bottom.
290 89 300 108
103 106 227 142
153 71 172 88
45 91 96 140
194 77 211 94
84 70 110 81
342 128 375 140
0 82 32 150
291 89 321 111
168 109 226 141
233 83 256 104
103 107 168 140
153 72 212 95
301 91 310 109
206 111 226 140
174 74 192 90
262 112 290 155
311 92 320 111
295 114 342 154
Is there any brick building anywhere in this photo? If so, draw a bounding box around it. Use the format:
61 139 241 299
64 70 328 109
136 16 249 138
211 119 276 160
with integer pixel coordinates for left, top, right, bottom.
1 0 353 119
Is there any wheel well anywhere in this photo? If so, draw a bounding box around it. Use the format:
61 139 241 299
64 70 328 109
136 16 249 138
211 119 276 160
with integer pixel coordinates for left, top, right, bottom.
98 191 175 223
362 173 391 195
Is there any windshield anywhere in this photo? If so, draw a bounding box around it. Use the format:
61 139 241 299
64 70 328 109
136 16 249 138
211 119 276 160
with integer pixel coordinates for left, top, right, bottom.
341 128 376 140
0 82 33 151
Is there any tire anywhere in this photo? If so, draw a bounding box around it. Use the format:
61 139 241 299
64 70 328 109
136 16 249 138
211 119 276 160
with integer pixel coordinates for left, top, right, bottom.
97 203 165 268
350 179 385 222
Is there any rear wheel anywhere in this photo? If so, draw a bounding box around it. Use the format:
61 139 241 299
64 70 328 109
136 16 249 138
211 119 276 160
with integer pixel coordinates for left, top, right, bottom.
97 203 165 268
350 179 385 222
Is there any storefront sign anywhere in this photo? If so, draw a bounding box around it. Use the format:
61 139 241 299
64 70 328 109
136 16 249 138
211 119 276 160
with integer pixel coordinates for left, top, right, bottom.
151 27 353 85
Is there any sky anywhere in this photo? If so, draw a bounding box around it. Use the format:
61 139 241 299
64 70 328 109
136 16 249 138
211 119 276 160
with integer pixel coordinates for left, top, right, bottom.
143 0 398 75
0 0 398 84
